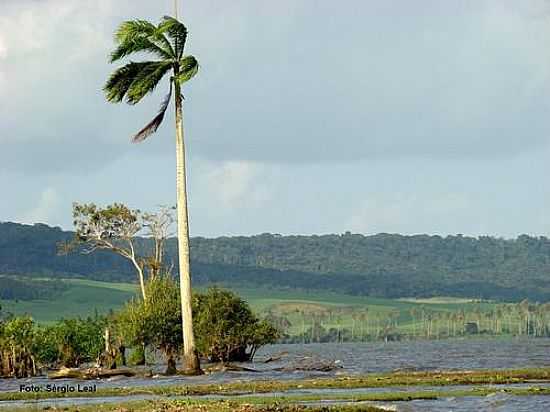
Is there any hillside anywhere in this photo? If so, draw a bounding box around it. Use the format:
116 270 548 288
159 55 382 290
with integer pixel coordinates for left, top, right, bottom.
1 222 550 301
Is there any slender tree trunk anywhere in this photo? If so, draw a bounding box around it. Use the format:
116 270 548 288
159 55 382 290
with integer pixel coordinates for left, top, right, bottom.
128 247 146 300
174 74 202 374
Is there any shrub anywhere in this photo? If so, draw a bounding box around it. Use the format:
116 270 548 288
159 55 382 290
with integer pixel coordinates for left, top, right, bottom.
117 279 279 370
0 316 38 377
51 317 106 367
193 287 279 362
117 274 182 373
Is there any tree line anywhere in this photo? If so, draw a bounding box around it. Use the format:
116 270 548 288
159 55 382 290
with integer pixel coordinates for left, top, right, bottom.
2 222 550 301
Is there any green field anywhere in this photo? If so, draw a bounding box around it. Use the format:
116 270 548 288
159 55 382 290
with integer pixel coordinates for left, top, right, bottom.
1 279 137 323
1 278 498 336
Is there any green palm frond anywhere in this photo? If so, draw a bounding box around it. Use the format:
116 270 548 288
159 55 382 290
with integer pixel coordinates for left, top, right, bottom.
132 83 173 143
112 19 174 62
110 36 172 62
176 56 199 84
160 16 188 59
104 16 200 143
103 61 153 103
126 61 172 105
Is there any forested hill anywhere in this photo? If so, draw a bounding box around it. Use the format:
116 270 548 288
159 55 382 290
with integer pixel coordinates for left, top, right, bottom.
2 222 550 302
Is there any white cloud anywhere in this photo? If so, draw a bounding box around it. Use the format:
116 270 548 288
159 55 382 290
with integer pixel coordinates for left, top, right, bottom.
0 1 115 145
18 187 60 224
195 160 270 214
0 35 7 59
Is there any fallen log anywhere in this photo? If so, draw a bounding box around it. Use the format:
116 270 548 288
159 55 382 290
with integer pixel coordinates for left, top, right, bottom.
274 357 343 372
202 363 259 374
48 367 136 380
262 351 289 363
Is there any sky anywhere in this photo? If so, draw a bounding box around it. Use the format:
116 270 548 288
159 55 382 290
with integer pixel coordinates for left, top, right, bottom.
2 0 550 238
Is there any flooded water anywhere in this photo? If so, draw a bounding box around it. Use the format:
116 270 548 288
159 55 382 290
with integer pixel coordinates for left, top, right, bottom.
395 394 550 411
259 337 550 374
1 338 550 410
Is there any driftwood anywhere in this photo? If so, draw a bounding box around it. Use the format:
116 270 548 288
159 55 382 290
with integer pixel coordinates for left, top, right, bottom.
202 363 259 374
48 367 136 380
275 357 343 372
262 351 289 363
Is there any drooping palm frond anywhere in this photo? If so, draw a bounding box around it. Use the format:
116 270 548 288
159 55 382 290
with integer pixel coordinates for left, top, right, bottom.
125 61 172 104
132 83 173 143
111 20 174 62
104 61 153 103
176 56 199 84
159 16 188 59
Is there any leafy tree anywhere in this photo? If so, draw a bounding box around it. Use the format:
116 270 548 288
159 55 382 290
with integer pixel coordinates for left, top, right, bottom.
50 317 106 368
63 203 175 300
103 14 201 374
64 203 145 299
0 316 37 377
117 274 182 374
193 288 279 362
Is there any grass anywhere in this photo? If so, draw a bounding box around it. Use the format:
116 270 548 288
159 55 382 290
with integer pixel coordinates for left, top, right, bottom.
8 387 550 411
5 371 550 411
10 400 389 412
2 367 550 402
1 279 137 324
1 278 498 332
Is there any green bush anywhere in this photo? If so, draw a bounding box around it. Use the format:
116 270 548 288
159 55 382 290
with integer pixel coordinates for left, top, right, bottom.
54 317 106 367
32 325 59 365
117 274 182 373
0 314 108 375
117 278 279 370
193 287 279 362
0 316 37 377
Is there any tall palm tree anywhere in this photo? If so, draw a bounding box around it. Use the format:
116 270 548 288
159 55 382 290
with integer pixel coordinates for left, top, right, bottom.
103 16 201 374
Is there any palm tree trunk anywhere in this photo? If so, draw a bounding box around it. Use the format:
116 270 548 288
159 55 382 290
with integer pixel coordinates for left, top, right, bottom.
174 75 201 374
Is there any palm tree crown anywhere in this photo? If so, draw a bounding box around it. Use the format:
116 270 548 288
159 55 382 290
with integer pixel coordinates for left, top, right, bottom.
103 16 198 141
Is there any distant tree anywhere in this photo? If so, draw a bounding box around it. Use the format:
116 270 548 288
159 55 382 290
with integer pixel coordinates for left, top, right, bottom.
62 203 175 300
63 203 145 298
142 206 176 278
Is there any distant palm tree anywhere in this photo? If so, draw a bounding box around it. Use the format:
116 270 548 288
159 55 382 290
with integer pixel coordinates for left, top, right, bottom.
103 16 201 374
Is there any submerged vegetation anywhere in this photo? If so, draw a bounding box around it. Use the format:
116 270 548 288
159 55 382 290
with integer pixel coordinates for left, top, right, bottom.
10 400 389 412
2 368 550 411
117 276 278 373
0 279 278 377
0 314 106 377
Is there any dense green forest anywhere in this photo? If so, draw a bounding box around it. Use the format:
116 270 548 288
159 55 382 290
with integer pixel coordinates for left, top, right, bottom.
1 222 550 302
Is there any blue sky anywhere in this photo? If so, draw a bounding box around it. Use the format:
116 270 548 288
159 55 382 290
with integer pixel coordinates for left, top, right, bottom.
2 0 550 237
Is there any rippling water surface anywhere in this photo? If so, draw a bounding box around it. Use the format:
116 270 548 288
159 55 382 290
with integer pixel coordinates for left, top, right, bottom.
2 338 550 410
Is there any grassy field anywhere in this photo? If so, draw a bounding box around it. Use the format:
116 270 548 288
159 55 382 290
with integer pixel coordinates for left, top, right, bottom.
1 279 137 323
1 278 498 334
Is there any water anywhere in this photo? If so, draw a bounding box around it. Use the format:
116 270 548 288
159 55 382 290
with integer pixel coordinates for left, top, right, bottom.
1 338 550 410
256 337 550 374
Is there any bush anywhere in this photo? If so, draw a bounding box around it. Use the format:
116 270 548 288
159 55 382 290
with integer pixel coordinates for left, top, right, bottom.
117 274 182 373
193 287 279 362
117 279 279 370
46 317 106 367
33 325 59 365
0 316 37 377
